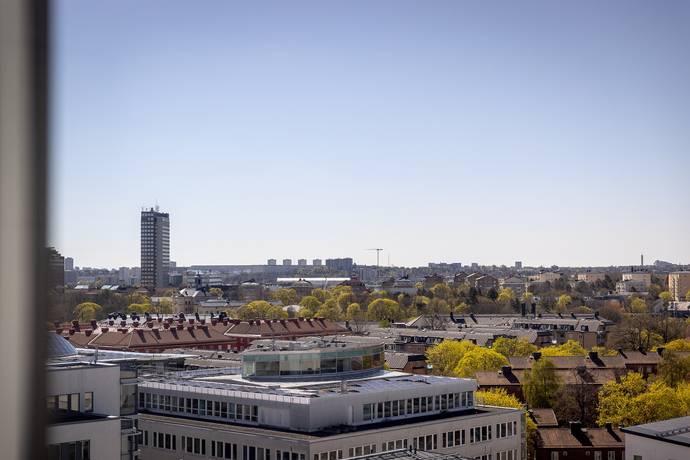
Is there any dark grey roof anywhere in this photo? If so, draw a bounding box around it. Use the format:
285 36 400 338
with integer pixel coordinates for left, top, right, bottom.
47 333 78 358
621 416 690 447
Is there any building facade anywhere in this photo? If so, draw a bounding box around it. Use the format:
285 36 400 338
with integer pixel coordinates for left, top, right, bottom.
141 208 170 290
138 338 523 460
669 272 690 301
621 415 690 460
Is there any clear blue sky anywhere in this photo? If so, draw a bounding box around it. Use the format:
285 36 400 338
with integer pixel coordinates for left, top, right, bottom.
51 0 690 269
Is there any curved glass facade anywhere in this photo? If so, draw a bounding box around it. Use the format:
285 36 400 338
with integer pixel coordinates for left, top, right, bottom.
242 344 385 380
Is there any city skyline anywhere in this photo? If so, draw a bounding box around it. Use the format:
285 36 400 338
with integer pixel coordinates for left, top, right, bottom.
51 0 690 268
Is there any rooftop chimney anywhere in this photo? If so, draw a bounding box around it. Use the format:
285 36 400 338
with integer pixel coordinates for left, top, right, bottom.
657 347 665 356
500 365 512 375
569 421 583 437
532 351 541 361
101 327 109 333
588 351 599 361
85 329 92 336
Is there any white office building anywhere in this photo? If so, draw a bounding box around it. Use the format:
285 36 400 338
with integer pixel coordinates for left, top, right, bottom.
138 338 523 460
622 415 690 460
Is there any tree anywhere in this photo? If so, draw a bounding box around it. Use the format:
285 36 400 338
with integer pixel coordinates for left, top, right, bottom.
315 299 342 321
523 358 562 408
555 294 572 313
74 302 102 321
423 298 451 330
237 300 287 319
540 340 587 357
272 288 298 306
208 287 224 299
367 298 401 324
658 351 690 387
659 291 673 305
686 289 690 302
487 287 498 301
492 337 537 358
522 292 535 305
346 303 367 334
555 368 599 426
630 297 647 313
426 340 476 376
430 283 452 301
454 347 508 378
597 373 689 426
153 298 173 314
453 302 470 314
311 288 332 303
127 303 149 314
665 338 690 351
497 288 516 305
299 295 321 308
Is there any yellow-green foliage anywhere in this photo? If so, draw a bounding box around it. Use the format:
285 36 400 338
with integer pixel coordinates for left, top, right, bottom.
540 340 587 357
664 339 690 352
454 347 508 377
492 337 538 357
597 372 690 426
425 340 476 376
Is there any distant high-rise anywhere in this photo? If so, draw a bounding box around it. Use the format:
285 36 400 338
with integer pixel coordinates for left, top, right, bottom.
515 261 522 269
297 259 307 266
267 259 277 266
64 256 74 271
140 207 170 290
313 259 322 266
282 259 292 266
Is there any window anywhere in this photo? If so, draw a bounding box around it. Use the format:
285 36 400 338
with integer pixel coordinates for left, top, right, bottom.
594 452 602 460
607 453 616 460
551 453 559 460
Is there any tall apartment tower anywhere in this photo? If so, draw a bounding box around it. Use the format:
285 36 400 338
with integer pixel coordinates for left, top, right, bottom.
140 207 170 290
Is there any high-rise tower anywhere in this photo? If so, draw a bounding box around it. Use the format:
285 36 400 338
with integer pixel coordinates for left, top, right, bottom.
140 207 170 290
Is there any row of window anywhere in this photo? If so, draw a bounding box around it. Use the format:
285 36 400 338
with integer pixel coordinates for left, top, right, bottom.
47 440 90 460
496 421 517 439
142 430 306 460
46 392 93 413
362 391 473 421
347 444 377 458
551 452 617 460
496 451 519 460
469 425 493 443
139 392 258 422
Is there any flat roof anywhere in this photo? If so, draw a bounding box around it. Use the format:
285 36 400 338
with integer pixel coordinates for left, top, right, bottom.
621 416 690 447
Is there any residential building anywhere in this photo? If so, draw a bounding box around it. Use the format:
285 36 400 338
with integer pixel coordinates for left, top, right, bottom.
326 258 354 272
56 316 349 353
515 261 522 269
535 422 624 460
577 272 606 283
64 256 74 271
621 415 690 460
298 259 308 266
141 207 170 290
499 277 526 297
615 279 647 295
267 259 277 266
48 247 65 289
669 272 690 301
621 271 651 289
385 352 428 374
313 259 323 266
138 338 523 460
283 259 293 266
475 275 498 293
534 272 561 283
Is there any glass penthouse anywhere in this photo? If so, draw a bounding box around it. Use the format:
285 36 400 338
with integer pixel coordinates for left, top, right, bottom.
138 338 523 460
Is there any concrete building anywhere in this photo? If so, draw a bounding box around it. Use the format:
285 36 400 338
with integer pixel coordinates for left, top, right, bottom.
669 272 690 301
141 207 170 290
64 256 74 271
267 259 277 266
138 338 523 460
46 335 129 460
577 272 606 283
499 277 526 297
534 272 561 283
515 261 522 269
283 259 293 266
621 415 690 460
48 247 65 289
298 259 308 266
313 259 323 266
621 271 652 289
326 258 354 273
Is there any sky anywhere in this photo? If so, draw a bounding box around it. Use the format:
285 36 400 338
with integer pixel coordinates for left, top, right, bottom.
51 0 690 269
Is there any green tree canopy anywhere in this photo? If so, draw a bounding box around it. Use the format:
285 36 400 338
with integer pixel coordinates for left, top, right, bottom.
315 298 342 321
523 358 562 408
311 288 332 303
540 340 587 357
346 303 367 334
367 298 401 323
630 297 647 313
425 340 476 376
454 347 508 378
497 288 516 305
272 288 299 306
492 337 538 357
665 339 690 351
208 287 224 299
555 294 572 313
74 302 102 321
237 301 287 319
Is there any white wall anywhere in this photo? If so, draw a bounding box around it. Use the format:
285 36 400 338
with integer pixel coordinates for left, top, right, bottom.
625 434 690 460
47 363 121 416
48 417 121 460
